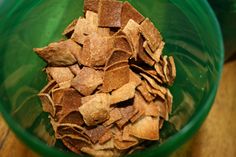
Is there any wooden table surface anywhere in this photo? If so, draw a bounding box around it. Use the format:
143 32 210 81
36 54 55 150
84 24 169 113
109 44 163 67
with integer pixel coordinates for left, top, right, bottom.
0 60 236 157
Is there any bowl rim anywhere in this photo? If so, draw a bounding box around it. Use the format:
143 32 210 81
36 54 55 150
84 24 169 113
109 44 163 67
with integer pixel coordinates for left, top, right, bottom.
0 0 224 156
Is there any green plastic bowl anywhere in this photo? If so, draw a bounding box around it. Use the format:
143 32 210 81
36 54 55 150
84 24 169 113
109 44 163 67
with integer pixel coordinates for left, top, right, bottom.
0 0 224 156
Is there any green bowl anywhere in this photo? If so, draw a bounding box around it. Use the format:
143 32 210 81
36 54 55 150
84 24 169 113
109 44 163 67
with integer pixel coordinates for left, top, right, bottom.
0 0 224 156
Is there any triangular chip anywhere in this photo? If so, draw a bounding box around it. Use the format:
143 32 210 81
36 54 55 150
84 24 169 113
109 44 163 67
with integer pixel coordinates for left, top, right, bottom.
94 138 114 150
103 108 122 127
113 35 132 52
98 0 123 27
154 99 168 120
143 41 160 63
46 67 74 85
129 70 142 87
103 65 130 93
166 89 173 113
137 36 155 66
33 40 80 66
69 64 81 75
84 125 108 144
79 93 110 126
167 56 176 85
98 130 113 144
122 19 140 59
136 82 155 102
130 92 146 123
139 18 162 51
105 60 128 71
105 49 131 67
39 80 57 94
71 67 103 96
143 80 166 100
121 1 145 27
116 105 137 128
110 82 137 105
128 116 159 140
38 93 55 116
82 33 114 66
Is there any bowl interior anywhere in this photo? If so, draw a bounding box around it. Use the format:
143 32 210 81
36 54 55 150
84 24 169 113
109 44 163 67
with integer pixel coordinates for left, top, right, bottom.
0 0 223 156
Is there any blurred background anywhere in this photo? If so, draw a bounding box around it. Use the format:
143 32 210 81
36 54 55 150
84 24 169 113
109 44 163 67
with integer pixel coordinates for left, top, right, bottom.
0 0 235 157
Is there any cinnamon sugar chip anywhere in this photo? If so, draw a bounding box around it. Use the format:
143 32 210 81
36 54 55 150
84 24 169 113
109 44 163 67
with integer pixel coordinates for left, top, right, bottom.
110 82 137 104
79 93 110 126
46 67 74 85
82 33 114 66
123 19 140 58
116 105 137 128
103 65 130 93
33 40 80 66
71 67 103 96
136 82 155 102
98 0 123 27
62 19 78 37
38 93 55 116
113 35 132 52
84 0 100 13
36 1 177 156
137 36 155 66
121 2 145 27
140 18 162 51
129 116 159 140
106 49 131 67
84 125 108 144
103 108 122 127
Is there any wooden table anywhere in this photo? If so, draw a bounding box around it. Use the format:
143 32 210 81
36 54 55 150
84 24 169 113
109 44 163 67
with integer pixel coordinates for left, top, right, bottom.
0 60 236 157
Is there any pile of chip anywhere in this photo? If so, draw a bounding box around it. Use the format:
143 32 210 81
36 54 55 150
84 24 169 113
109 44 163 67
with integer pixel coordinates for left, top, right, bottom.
34 0 176 156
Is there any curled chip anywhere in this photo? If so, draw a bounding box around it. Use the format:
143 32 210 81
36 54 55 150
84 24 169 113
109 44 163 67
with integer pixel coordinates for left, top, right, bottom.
35 0 177 156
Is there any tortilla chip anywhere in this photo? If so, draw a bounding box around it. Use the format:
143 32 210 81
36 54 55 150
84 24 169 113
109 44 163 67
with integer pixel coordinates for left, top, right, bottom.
128 116 159 140
103 65 130 93
167 56 176 85
71 17 90 44
154 99 168 120
62 19 78 37
129 70 142 87
39 80 57 94
62 135 91 154
145 102 159 117
82 33 114 66
130 64 162 84
163 55 170 83
81 147 115 157
46 67 74 84
110 82 137 105
105 49 131 67
38 93 55 116
136 82 155 102
166 89 173 113
33 40 80 66
79 93 110 126
113 35 132 53
60 111 84 126
143 80 165 100
103 108 122 127
139 18 162 51
98 130 113 144
121 1 145 27
139 73 166 94
122 19 140 59
84 125 108 144
94 138 114 150
130 92 146 123
116 105 137 128
114 137 138 150
71 67 103 96
84 0 100 13
69 64 81 75
98 0 123 27
105 60 128 71
143 41 160 63
154 62 166 82
137 36 155 66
